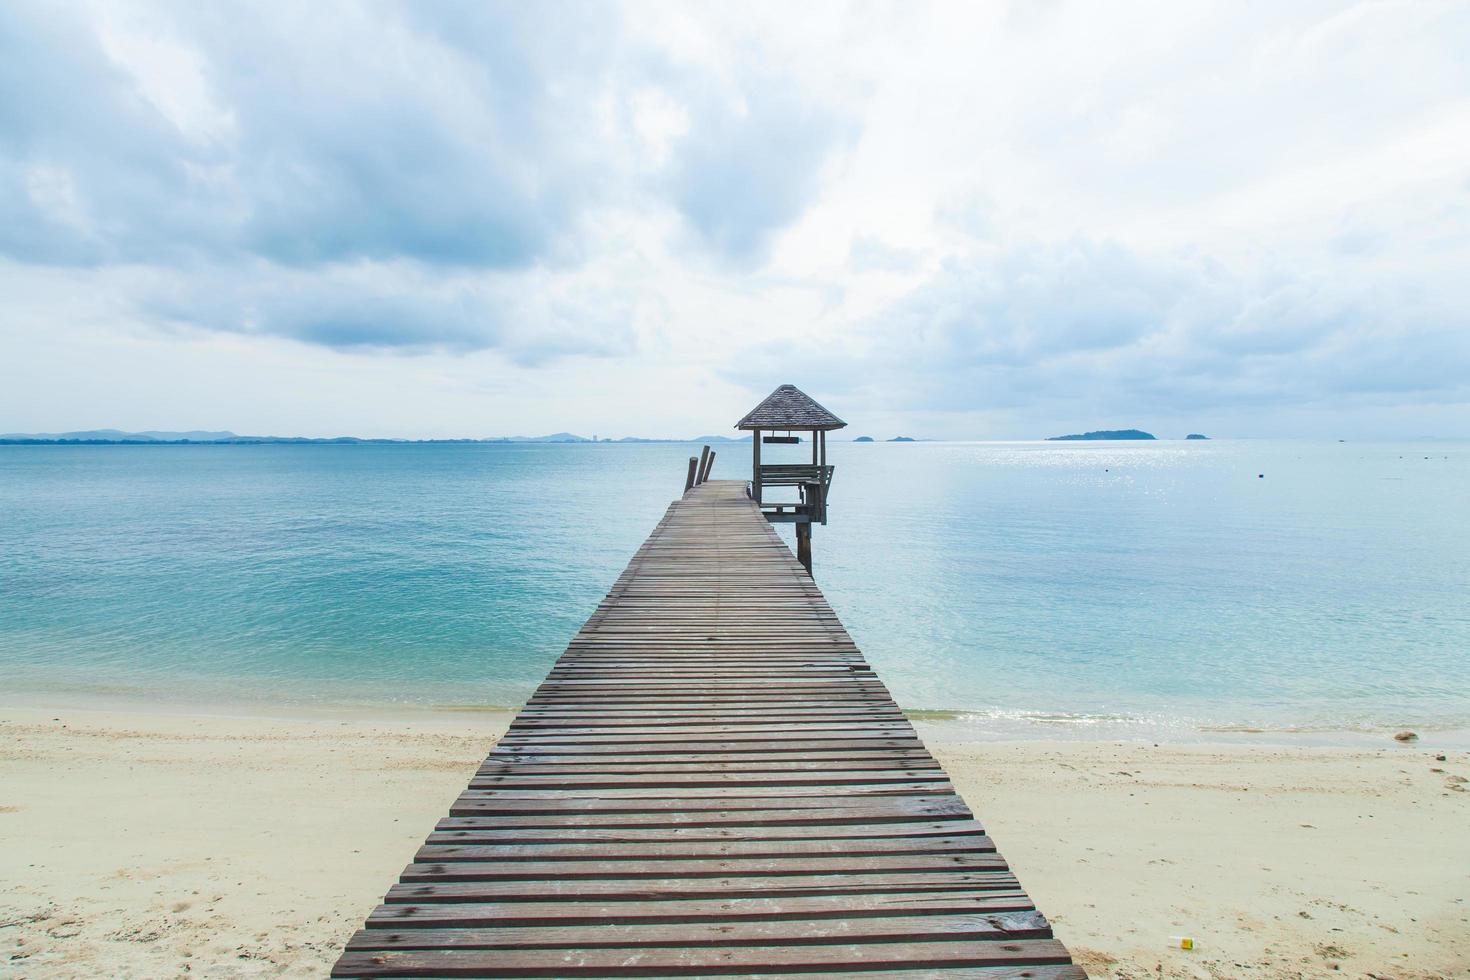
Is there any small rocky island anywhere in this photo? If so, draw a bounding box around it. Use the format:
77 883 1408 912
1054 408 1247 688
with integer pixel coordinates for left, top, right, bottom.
1047 429 1155 441
1186 433 1209 440
887 436 916 442
853 436 875 442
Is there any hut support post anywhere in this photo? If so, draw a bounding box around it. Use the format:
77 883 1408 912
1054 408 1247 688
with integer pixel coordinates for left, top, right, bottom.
752 429 761 502
815 430 827 523
795 521 812 575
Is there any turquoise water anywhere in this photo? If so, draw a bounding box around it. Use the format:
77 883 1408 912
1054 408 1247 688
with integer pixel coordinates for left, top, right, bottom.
2 441 1467 738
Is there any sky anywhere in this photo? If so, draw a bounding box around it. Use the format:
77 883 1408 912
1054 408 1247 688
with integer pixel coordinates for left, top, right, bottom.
2 1 1468 440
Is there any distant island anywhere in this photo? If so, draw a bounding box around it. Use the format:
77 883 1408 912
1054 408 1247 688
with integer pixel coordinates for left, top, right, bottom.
1047 429 1155 441
853 436 875 442
0 429 753 446
1186 433 1209 440
888 436 916 442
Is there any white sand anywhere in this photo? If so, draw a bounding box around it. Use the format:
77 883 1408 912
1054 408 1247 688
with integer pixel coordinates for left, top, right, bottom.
1 705 1466 978
0 705 508 978
925 734 1470 980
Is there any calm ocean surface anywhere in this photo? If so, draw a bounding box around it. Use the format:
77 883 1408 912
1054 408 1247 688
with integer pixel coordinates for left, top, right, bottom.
2 441 1467 740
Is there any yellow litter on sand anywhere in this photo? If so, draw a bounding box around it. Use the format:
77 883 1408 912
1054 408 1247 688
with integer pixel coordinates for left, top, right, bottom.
1170 936 1196 950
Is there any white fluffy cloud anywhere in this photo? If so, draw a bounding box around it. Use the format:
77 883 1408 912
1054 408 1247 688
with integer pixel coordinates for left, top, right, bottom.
1 0 1467 437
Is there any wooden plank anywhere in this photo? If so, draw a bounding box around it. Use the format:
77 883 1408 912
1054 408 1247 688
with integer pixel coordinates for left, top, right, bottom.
447 796 971 818
464 746 934 764
474 761 942 774
331 939 1073 976
338 960 1084 980
466 771 948 790
455 784 952 801
414 835 995 861
426 821 985 844
494 724 917 739
433 806 973 829
368 892 1036 926
331 480 1075 977
399 852 1009 881
384 872 1025 904
477 752 939 767
345 911 1052 948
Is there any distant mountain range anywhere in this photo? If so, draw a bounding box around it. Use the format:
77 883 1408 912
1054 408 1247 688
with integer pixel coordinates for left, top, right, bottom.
0 429 755 445
1 429 247 442
2 428 1232 445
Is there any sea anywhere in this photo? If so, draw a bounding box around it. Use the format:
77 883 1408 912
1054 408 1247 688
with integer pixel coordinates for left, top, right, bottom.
2 440 1466 743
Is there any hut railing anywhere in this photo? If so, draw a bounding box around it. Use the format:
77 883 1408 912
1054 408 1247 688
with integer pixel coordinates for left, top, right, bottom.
757 463 833 487
756 464 834 524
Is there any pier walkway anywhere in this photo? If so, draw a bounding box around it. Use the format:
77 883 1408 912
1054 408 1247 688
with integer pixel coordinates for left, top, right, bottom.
333 480 1081 978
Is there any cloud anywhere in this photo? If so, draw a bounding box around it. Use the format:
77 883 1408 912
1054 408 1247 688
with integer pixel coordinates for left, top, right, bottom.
0 1 854 355
723 234 1470 429
142 261 637 363
848 235 922 273
0 3 855 271
0 5 205 265
207 3 617 270
0 3 612 269
2 2 1468 436
663 66 854 264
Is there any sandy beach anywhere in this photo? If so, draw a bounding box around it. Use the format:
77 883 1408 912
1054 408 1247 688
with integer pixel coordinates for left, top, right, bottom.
1 704 1466 979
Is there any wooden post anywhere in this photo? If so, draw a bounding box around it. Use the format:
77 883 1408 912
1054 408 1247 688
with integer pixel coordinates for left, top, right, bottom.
696 445 710 485
751 429 761 503
818 430 827 523
701 449 716 482
795 521 812 575
684 456 698 493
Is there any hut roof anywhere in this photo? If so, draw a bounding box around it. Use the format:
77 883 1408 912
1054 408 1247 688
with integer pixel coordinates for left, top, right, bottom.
736 385 847 431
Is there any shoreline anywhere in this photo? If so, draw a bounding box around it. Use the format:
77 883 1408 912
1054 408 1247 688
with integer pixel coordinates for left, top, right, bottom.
2 702 1466 978
7 685 1469 751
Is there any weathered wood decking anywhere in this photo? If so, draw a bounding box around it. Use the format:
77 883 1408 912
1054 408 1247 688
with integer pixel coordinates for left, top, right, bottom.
333 480 1081 978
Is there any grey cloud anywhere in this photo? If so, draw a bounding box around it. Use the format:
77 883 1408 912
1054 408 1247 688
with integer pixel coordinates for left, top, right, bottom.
0 6 215 264
666 69 854 264
1 3 605 269
885 240 1184 371
0 2 854 357
1 3 853 271
144 263 637 364
724 236 1470 419
206 4 612 269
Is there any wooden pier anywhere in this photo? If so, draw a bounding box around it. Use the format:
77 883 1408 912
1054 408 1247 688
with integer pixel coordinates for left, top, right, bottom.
332 480 1081 978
